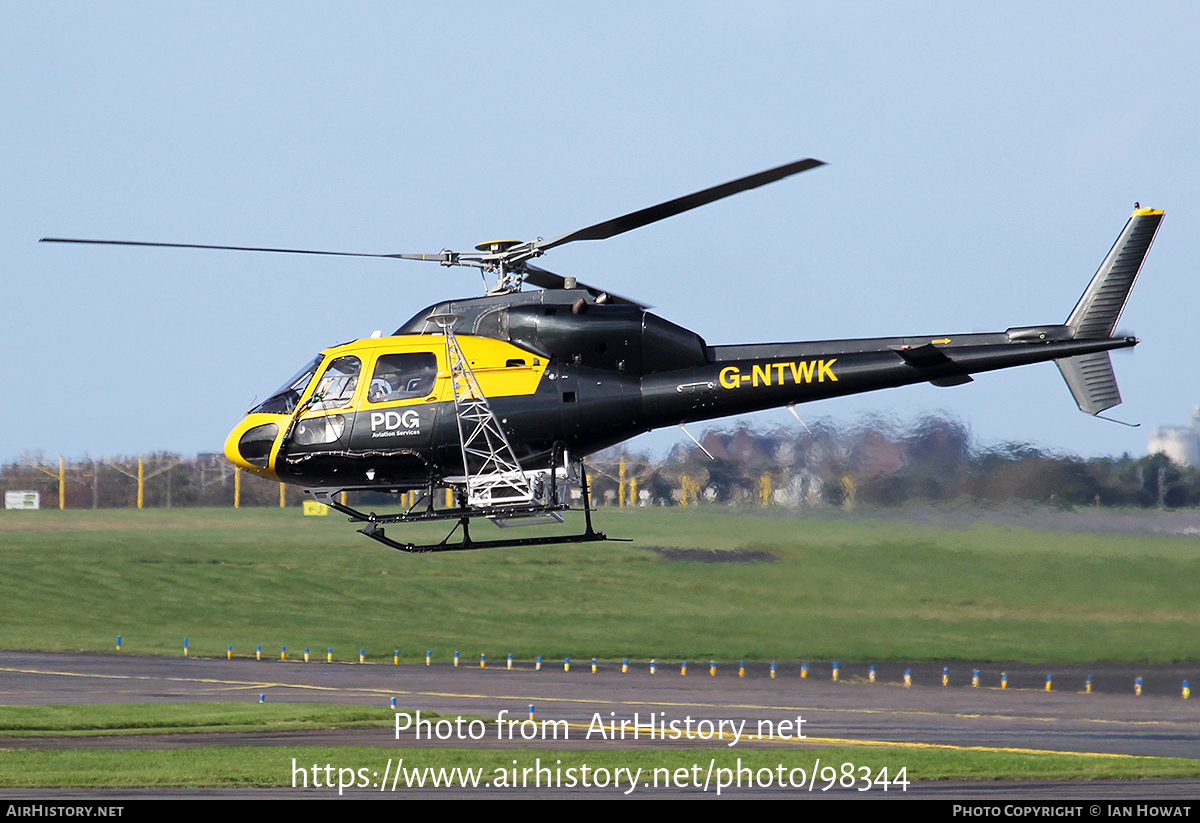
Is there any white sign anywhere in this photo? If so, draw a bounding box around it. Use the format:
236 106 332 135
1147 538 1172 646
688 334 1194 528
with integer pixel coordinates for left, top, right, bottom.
5 490 40 510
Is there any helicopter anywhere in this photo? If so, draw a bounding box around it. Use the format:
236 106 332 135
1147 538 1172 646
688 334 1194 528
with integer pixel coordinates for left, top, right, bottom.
42 159 1163 552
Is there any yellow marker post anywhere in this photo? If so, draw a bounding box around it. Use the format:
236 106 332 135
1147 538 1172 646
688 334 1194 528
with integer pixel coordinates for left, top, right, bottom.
280 646 286 661
279 483 286 508
618 457 626 507
394 651 399 665
24 457 68 509
137 459 144 509
234 470 241 508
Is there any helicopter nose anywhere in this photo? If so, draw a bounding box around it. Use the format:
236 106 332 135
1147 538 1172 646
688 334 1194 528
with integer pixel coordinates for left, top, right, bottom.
224 416 282 477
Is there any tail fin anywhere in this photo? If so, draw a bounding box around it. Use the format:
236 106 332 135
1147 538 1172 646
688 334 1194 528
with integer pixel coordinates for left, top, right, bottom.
1057 351 1121 415
1065 207 1163 339
1056 207 1163 415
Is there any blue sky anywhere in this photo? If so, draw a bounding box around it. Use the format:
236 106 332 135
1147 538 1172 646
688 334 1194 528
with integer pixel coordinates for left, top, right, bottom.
3 2 1197 461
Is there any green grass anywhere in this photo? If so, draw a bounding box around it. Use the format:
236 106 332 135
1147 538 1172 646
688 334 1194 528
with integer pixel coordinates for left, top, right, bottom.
1 705 1196 788
1 745 1196 788
1 506 1198 663
0 703 404 737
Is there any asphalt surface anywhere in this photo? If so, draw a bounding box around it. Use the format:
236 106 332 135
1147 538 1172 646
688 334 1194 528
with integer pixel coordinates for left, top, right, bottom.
2 650 1198 800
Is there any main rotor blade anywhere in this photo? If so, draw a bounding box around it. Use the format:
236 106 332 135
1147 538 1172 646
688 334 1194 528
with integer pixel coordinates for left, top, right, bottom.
40 237 449 262
523 264 647 308
536 157 825 252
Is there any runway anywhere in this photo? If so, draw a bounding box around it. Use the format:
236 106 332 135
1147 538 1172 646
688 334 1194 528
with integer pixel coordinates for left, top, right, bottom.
2 650 1198 799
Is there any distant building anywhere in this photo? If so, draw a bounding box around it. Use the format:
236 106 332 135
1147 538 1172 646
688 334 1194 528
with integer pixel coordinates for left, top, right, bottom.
1149 407 1200 467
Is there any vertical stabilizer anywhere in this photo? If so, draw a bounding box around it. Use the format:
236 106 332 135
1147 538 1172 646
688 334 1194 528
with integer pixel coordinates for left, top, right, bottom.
1056 351 1121 415
1066 208 1163 338
1057 207 1162 415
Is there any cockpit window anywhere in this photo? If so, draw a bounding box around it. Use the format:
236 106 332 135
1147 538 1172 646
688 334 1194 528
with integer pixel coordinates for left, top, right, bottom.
367 352 437 404
308 356 361 411
250 355 323 415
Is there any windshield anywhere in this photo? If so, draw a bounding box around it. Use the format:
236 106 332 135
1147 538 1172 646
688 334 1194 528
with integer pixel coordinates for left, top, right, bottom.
250 355 324 415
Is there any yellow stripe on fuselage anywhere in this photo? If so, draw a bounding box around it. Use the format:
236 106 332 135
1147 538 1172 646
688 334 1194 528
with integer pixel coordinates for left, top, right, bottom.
323 333 549 403
224 334 548 480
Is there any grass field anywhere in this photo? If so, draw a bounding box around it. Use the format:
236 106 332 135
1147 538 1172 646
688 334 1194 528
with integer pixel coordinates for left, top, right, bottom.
1 505 1198 663
8 745 1200 789
1 704 1197 788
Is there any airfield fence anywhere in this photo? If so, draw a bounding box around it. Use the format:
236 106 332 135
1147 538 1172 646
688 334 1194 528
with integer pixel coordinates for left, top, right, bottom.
4 415 1199 510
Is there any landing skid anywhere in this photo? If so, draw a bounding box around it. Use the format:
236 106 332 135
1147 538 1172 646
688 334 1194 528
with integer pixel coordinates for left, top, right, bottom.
357 517 612 553
307 466 622 553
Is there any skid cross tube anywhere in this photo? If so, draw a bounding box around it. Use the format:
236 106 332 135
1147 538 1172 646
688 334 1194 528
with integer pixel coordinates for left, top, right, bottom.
306 461 617 553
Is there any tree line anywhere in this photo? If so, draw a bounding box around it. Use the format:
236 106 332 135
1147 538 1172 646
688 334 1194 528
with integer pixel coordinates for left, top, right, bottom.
3 414 1196 510
587 414 1199 510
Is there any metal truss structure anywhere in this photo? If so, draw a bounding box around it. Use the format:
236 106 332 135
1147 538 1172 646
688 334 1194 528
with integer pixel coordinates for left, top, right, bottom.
433 313 534 508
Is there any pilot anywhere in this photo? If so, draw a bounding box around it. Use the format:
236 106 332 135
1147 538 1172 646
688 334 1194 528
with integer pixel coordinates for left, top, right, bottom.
369 376 395 403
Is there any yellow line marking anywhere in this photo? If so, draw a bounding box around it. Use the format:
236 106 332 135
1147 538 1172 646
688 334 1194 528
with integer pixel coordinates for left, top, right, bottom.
545 721 1138 758
399 689 1194 729
4 666 1194 739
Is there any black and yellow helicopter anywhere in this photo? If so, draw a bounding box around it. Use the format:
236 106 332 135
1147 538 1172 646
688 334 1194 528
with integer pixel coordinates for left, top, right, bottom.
43 159 1163 552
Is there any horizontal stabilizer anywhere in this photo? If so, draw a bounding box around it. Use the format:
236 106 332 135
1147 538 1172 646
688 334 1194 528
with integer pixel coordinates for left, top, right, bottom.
1056 351 1121 415
891 342 974 388
1066 208 1163 338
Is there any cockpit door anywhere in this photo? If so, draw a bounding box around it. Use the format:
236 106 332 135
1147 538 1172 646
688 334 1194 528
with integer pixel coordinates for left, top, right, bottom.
286 354 362 453
344 350 441 480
